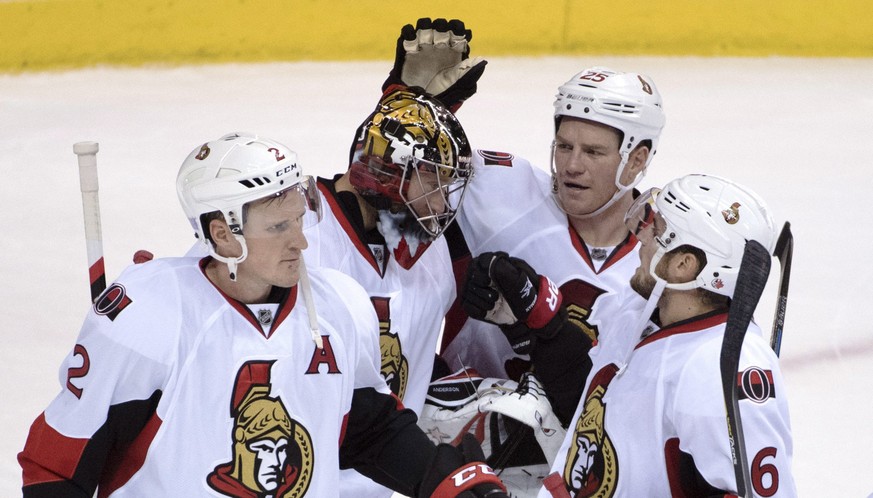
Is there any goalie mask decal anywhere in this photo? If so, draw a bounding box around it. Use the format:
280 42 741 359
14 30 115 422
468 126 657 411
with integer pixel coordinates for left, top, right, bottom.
207 360 313 498
562 364 619 497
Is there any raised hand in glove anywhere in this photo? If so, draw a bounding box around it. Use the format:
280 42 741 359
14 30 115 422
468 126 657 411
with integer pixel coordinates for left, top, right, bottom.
383 17 487 112
417 433 508 498
462 252 564 354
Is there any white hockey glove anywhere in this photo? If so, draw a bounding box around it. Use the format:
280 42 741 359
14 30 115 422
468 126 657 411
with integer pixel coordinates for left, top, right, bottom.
419 370 516 454
478 373 566 468
419 370 566 497
383 17 487 111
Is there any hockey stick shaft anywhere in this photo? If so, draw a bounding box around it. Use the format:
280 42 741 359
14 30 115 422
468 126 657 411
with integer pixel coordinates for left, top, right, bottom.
770 222 793 356
73 142 106 302
720 239 771 497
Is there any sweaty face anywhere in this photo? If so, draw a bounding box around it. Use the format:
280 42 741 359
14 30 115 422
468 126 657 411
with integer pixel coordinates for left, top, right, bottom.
552 119 623 217
238 191 308 290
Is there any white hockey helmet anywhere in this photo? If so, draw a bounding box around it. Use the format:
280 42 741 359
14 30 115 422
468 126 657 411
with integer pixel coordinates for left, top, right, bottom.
552 67 666 217
176 132 321 278
626 174 776 298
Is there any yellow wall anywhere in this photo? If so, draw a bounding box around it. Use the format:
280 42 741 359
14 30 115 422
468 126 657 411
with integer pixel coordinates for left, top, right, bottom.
2 0 871 73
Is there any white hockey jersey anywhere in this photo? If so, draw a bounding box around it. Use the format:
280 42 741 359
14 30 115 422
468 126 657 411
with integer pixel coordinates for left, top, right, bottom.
540 309 797 497
442 150 642 380
303 179 456 498
19 257 389 498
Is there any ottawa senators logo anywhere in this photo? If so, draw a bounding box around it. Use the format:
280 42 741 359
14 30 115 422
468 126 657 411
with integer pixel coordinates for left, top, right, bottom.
638 75 653 95
561 279 607 344
722 202 741 225
737 366 776 403
94 283 133 321
562 365 619 497
207 360 313 498
372 297 409 398
195 143 210 160
477 149 514 167
379 328 409 399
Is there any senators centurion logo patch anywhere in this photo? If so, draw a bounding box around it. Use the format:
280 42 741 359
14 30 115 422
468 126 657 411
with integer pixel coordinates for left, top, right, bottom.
94 283 133 321
208 360 314 497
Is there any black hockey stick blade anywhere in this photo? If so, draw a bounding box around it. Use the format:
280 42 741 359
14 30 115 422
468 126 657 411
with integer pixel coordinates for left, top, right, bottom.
770 222 793 356
720 239 771 498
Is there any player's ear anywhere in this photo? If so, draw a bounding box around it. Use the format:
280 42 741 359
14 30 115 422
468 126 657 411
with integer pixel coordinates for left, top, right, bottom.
624 144 650 180
209 218 241 257
669 251 701 283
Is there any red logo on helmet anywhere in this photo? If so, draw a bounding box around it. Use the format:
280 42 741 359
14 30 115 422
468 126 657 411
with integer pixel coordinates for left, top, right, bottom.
268 147 286 161
711 278 725 290
722 202 741 225
638 75 653 95
195 144 210 160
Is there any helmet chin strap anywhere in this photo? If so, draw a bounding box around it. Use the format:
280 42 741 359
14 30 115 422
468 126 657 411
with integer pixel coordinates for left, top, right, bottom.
209 234 248 282
648 247 703 292
616 277 666 375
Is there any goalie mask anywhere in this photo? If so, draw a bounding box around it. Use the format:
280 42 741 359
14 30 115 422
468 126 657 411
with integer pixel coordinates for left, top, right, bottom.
348 88 472 242
551 67 666 217
176 132 322 280
624 174 776 299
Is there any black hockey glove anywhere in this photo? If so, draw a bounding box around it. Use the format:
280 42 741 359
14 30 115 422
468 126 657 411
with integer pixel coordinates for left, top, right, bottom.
383 17 487 112
417 433 508 498
462 252 565 354
461 251 503 323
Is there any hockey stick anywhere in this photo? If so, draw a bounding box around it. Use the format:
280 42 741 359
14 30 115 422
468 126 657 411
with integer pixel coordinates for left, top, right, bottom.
720 239 771 498
769 222 793 356
73 142 106 302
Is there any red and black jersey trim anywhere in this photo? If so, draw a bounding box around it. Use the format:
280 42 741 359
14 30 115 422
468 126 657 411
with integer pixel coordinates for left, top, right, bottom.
316 177 385 276
199 258 298 339
20 390 163 498
636 310 729 350
664 438 731 497
567 225 639 274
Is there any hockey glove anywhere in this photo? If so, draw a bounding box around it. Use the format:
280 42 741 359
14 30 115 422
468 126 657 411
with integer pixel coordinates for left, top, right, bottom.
417 433 508 498
489 254 562 330
461 251 508 324
383 17 487 112
462 251 530 328
462 252 564 354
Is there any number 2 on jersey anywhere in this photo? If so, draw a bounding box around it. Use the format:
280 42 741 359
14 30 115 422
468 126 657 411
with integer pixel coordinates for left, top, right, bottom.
66 344 90 399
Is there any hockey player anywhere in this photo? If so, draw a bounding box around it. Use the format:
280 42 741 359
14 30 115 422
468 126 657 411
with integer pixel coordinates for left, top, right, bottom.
289 20 484 498
447 65 666 405
18 133 507 497
382 19 665 497
305 85 473 498
507 174 795 497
